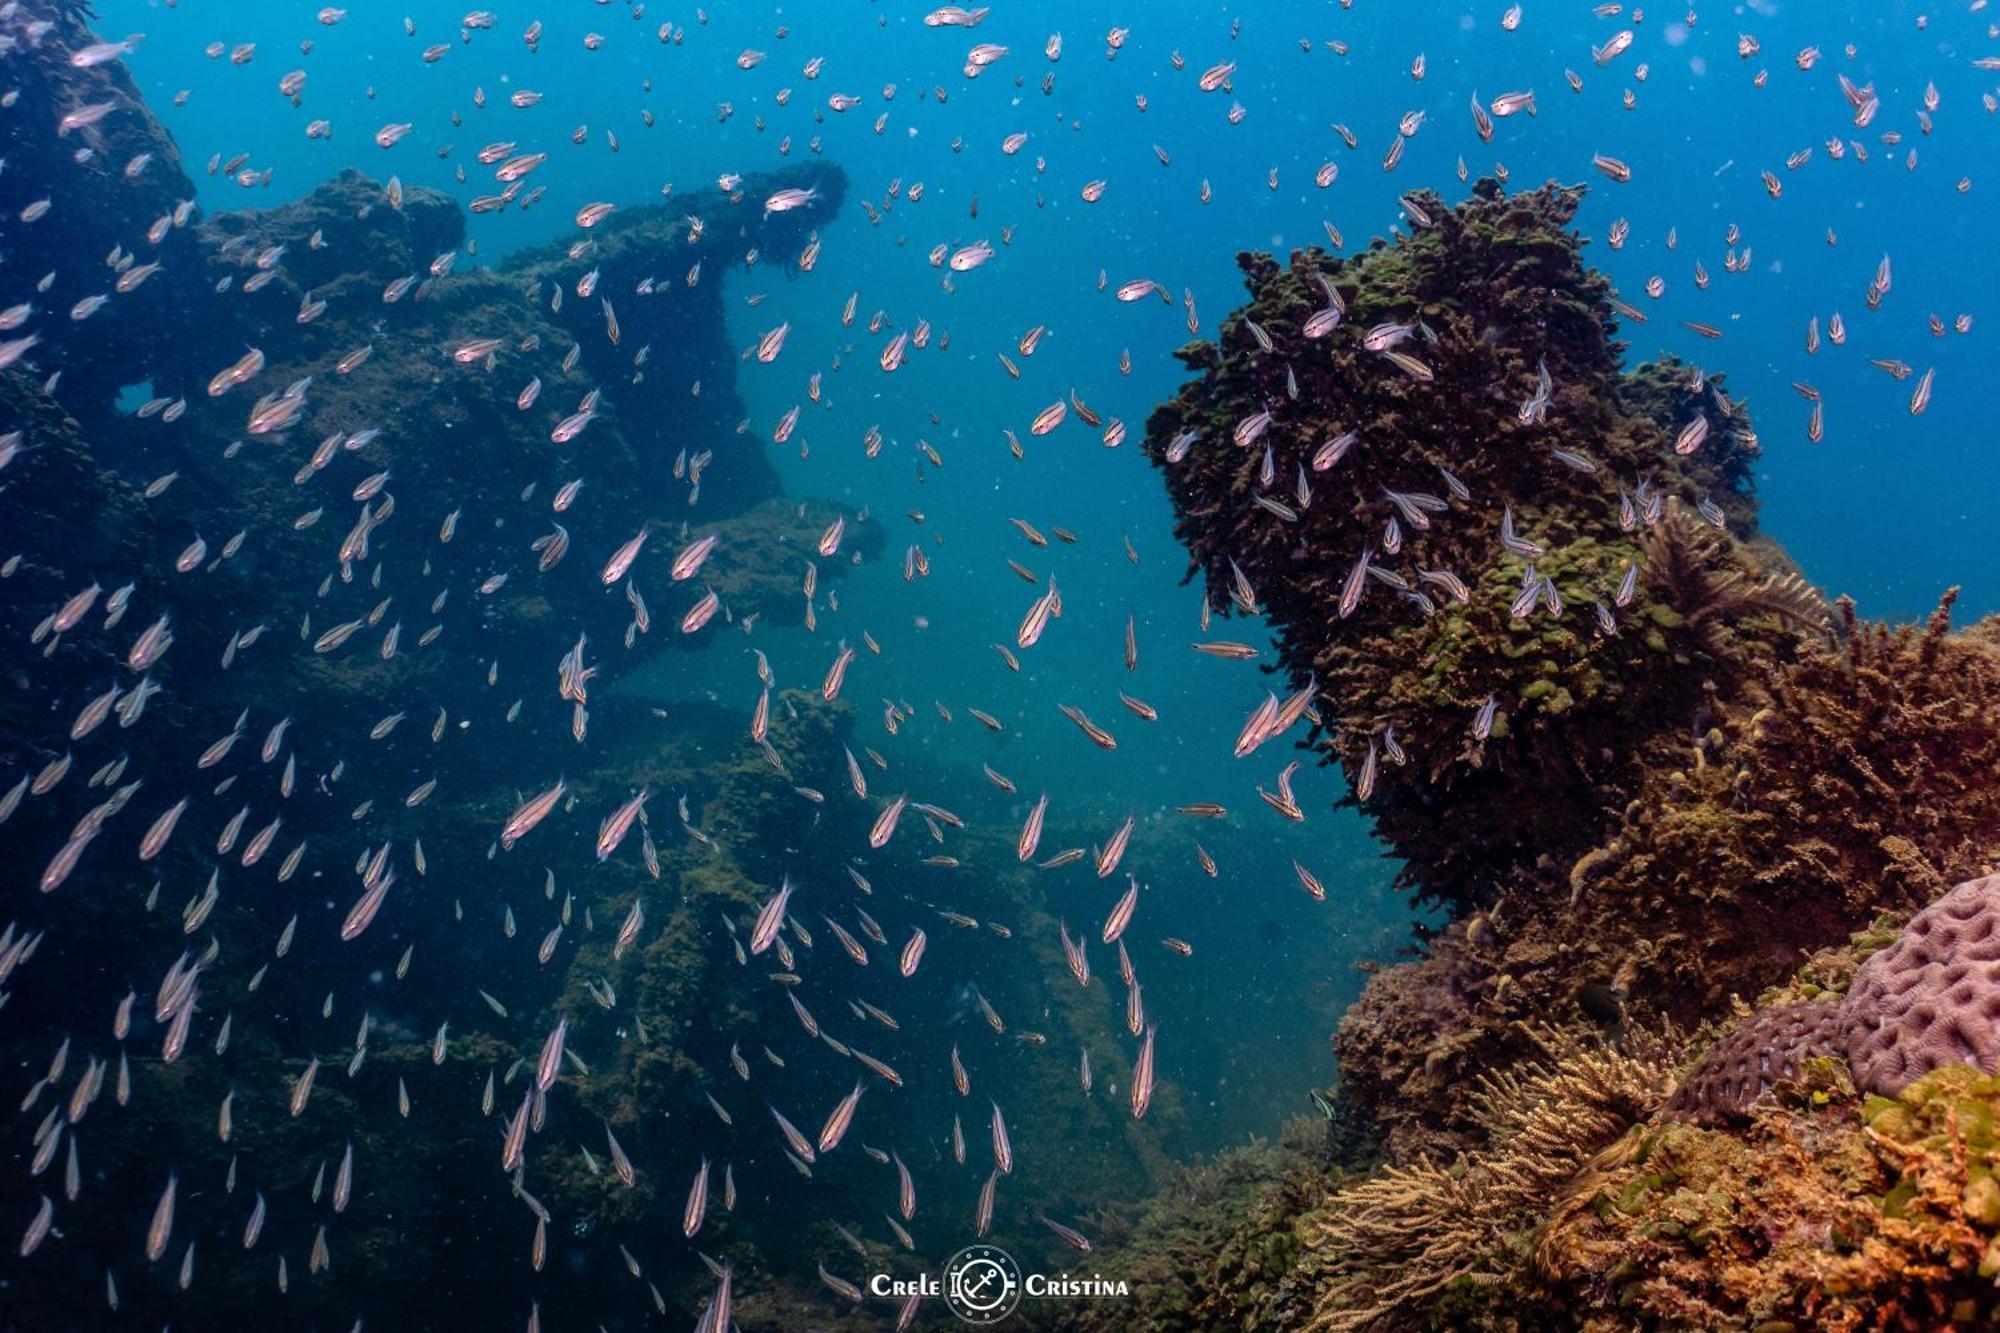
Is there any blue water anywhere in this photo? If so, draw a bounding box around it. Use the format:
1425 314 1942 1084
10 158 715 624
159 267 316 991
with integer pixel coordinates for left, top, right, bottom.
110 1 1999 625
5 0 1995 1326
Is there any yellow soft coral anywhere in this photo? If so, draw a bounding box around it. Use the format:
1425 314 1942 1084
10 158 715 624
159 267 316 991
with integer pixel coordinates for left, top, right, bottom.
1307 1024 1682 1331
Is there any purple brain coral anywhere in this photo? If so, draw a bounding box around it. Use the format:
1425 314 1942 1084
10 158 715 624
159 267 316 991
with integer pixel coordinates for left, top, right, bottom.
1842 872 2000 1096
1662 873 2000 1120
1662 998 1848 1125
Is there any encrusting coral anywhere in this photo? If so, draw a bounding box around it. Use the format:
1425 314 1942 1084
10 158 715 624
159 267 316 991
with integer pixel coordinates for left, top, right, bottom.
1538 1028 2000 1331
1534 1060 2000 1331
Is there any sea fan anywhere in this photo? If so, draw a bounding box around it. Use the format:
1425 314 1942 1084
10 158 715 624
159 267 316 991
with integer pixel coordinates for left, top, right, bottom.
1641 502 1831 646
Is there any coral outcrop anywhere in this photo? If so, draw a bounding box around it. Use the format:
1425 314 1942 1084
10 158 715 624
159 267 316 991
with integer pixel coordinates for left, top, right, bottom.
1536 979 2000 1333
0 1 210 409
1096 876 2000 1320
1143 176 2000 1165
1661 873 2000 1129
1135 173 2000 1329
1145 179 1771 920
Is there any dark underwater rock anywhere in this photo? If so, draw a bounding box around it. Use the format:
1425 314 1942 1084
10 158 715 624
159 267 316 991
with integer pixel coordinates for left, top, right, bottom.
0 371 159 766
0 19 1152 1331
0 1 210 412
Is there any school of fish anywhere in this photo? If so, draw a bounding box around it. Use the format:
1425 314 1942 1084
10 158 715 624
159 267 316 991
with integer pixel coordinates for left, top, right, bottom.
0 1 1988 1329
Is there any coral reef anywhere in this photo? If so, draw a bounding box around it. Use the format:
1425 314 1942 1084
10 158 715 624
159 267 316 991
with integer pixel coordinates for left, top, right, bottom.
1662 872 2000 1129
1006 878 2000 1332
6 4 1999 1327
1270 875 2000 1332
1142 177 2000 1164
1538 1061 2000 1331
1337 576 2000 1164
1144 179 1771 919
1136 174 2000 1329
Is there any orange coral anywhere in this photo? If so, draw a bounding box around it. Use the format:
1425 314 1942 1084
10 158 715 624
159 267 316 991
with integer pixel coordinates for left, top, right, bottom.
1541 1064 2000 1331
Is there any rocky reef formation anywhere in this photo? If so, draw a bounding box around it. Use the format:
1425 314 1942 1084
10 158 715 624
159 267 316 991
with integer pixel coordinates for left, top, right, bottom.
1076 880 2000 1332
0 1 210 409
0 10 982 1331
1146 179 1777 924
1047 1119 1351 1333
0 12 1178 1329
1133 176 2000 1327
1336 589 2000 1159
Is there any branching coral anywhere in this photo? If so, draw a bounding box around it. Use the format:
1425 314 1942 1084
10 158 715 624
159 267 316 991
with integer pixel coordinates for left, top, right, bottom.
1308 1156 1496 1329
1304 1025 1683 1331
